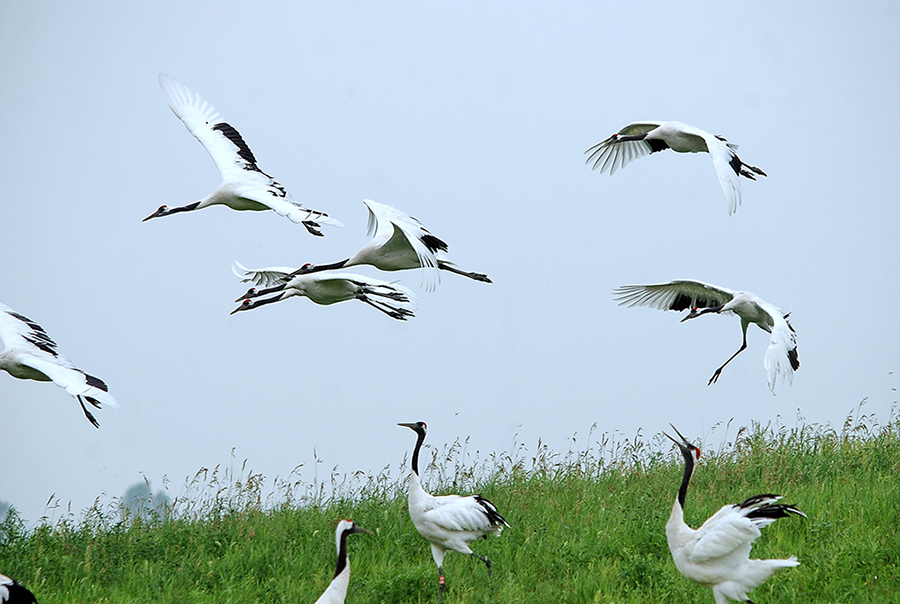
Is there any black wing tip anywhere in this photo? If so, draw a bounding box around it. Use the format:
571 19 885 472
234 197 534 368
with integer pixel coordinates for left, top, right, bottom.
474 495 509 527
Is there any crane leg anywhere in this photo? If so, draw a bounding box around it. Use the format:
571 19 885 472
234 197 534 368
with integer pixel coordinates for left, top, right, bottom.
301 221 324 237
477 555 493 578
77 396 100 429
357 294 413 321
436 566 445 604
708 337 748 385
438 263 492 283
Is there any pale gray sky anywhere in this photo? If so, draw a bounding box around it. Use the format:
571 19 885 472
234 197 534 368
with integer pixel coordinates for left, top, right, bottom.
1 1 898 523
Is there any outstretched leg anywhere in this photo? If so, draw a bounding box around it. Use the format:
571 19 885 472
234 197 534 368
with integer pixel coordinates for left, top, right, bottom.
77 395 100 429
357 293 414 320
439 263 492 283
302 221 324 237
708 331 749 385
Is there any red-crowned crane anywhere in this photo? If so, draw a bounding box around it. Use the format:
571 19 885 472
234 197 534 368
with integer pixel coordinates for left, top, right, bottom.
231 263 416 321
314 520 373 604
613 280 798 393
270 199 490 293
1 573 37 603
398 421 508 603
0 303 118 428
585 121 766 215
145 73 342 236
664 425 805 604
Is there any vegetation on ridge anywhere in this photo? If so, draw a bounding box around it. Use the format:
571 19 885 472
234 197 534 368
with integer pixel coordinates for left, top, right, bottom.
2 404 898 603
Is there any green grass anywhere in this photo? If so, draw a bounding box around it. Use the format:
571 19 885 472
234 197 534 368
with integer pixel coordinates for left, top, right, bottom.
2 405 898 603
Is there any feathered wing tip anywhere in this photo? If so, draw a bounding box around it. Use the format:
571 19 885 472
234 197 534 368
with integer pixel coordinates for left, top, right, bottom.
584 137 652 175
475 495 509 532
157 72 220 125
284 201 344 227
232 261 293 288
80 373 119 409
765 314 799 393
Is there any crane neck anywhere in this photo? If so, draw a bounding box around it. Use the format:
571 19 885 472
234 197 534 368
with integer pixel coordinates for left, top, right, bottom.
677 450 695 510
410 429 426 477
333 527 351 579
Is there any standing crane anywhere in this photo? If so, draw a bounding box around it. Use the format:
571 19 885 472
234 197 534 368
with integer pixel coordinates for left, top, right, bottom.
397 421 508 604
613 280 799 392
145 73 342 235
0 303 118 428
664 425 805 604
314 520 373 604
585 121 766 215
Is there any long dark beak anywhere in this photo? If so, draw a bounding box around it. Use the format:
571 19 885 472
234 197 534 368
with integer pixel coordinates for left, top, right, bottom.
234 288 255 303
142 211 159 222
351 525 374 535
230 302 249 315
680 309 700 323
663 423 691 447
397 422 418 429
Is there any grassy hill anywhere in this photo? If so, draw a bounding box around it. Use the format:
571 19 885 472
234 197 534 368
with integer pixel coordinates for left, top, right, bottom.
2 407 898 603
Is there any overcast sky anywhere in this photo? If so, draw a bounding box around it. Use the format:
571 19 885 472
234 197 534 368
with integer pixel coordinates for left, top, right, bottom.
1 2 898 523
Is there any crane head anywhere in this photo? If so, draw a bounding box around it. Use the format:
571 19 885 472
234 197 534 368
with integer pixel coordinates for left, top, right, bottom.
230 299 255 315
234 287 257 303
142 205 168 222
397 421 427 435
290 263 315 276
681 307 703 322
663 424 700 462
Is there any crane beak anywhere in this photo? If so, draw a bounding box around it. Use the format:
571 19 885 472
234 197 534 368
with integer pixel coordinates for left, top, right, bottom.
397 422 417 429
234 288 256 303
663 424 691 447
351 525 374 536
680 308 700 323
230 302 250 315
142 206 166 222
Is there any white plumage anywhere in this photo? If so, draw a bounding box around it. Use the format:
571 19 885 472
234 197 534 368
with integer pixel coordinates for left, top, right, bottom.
585 121 766 215
0 303 118 428
1 573 37 603
614 280 799 392
293 199 491 292
145 73 343 235
314 520 372 604
398 422 508 604
664 426 805 604
231 263 416 321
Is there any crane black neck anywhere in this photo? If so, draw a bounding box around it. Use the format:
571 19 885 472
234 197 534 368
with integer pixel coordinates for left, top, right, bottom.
678 449 695 509
410 428 426 476
333 527 352 578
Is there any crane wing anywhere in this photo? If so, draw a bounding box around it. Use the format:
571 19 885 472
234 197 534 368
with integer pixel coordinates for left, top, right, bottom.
584 121 662 175
159 73 269 183
705 134 743 215
613 280 735 312
764 312 799 393
425 494 504 534
688 504 760 564
0 304 60 356
17 354 118 409
362 199 444 291
232 261 294 288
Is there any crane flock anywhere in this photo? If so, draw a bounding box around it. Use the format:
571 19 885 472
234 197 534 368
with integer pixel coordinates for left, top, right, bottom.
1 72 812 604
